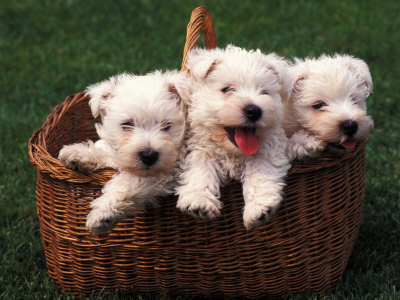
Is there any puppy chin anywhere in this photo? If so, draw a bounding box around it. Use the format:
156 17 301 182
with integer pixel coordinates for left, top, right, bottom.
122 155 177 177
221 138 243 154
326 143 354 156
125 166 166 177
326 136 364 156
211 126 241 153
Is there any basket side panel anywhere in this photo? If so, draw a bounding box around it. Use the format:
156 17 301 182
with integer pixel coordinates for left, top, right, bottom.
36 171 109 294
35 146 365 298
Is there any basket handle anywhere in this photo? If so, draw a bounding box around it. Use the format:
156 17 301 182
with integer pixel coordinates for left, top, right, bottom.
181 6 217 72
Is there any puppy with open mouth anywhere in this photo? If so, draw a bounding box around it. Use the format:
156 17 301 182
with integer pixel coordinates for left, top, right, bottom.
283 54 374 160
176 45 291 230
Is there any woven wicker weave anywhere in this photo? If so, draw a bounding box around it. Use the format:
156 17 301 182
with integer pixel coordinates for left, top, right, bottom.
28 6 366 298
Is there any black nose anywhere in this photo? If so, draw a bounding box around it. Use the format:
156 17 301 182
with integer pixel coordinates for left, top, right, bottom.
139 149 159 167
340 120 358 137
243 104 262 122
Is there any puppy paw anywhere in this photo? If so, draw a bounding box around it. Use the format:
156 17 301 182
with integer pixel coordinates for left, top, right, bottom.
58 146 79 168
86 208 121 234
288 131 327 160
58 145 98 172
309 137 327 156
243 201 275 230
177 193 222 219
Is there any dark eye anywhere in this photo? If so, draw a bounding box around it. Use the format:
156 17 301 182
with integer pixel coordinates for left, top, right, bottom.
161 121 171 131
261 90 269 95
221 86 234 93
312 102 327 110
121 120 134 131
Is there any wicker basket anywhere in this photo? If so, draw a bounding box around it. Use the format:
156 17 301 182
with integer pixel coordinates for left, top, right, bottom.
28 6 366 298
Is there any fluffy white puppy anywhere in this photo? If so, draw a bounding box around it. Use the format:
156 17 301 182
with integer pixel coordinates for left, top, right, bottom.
58 71 188 234
283 54 373 160
176 45 291 230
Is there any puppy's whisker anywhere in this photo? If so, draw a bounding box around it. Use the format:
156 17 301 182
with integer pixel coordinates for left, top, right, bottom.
132 158 144 168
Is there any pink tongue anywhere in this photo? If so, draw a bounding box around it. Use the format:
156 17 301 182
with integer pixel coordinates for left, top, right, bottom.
234 128 258 155
341 140 356 149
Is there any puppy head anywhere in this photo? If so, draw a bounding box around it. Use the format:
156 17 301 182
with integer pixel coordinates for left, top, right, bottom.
86 70 188 176
186 45 289 155
286 54 373 152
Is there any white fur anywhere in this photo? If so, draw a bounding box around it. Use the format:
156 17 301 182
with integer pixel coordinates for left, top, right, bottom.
283 54 374 160
58 70 189 234
176 45 291 230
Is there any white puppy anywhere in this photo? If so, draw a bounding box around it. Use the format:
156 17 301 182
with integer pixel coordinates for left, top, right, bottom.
58 71 188 234
283 54 373 160
176 45 291 230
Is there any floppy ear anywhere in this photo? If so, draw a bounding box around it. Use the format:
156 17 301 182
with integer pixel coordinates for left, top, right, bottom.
263 54 298 102
86 76 118 118
168 84 183 107
283 59 309 104
186 48 220 80
283 74 307 104
263 53 289 85
340 54 373 96
164 71 191 107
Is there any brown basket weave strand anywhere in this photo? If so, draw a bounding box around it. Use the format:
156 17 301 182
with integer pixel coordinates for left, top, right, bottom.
28 6 366 298
181 6 217 71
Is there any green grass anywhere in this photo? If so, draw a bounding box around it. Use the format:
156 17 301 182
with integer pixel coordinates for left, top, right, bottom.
1 0 399 299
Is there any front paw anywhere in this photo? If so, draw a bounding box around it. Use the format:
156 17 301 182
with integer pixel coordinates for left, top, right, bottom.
86 208 121 234
308 137 327 157
243 201 275 230
177 193 222 219
58 145 97 172
58 146 79 169
288 131 327 160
